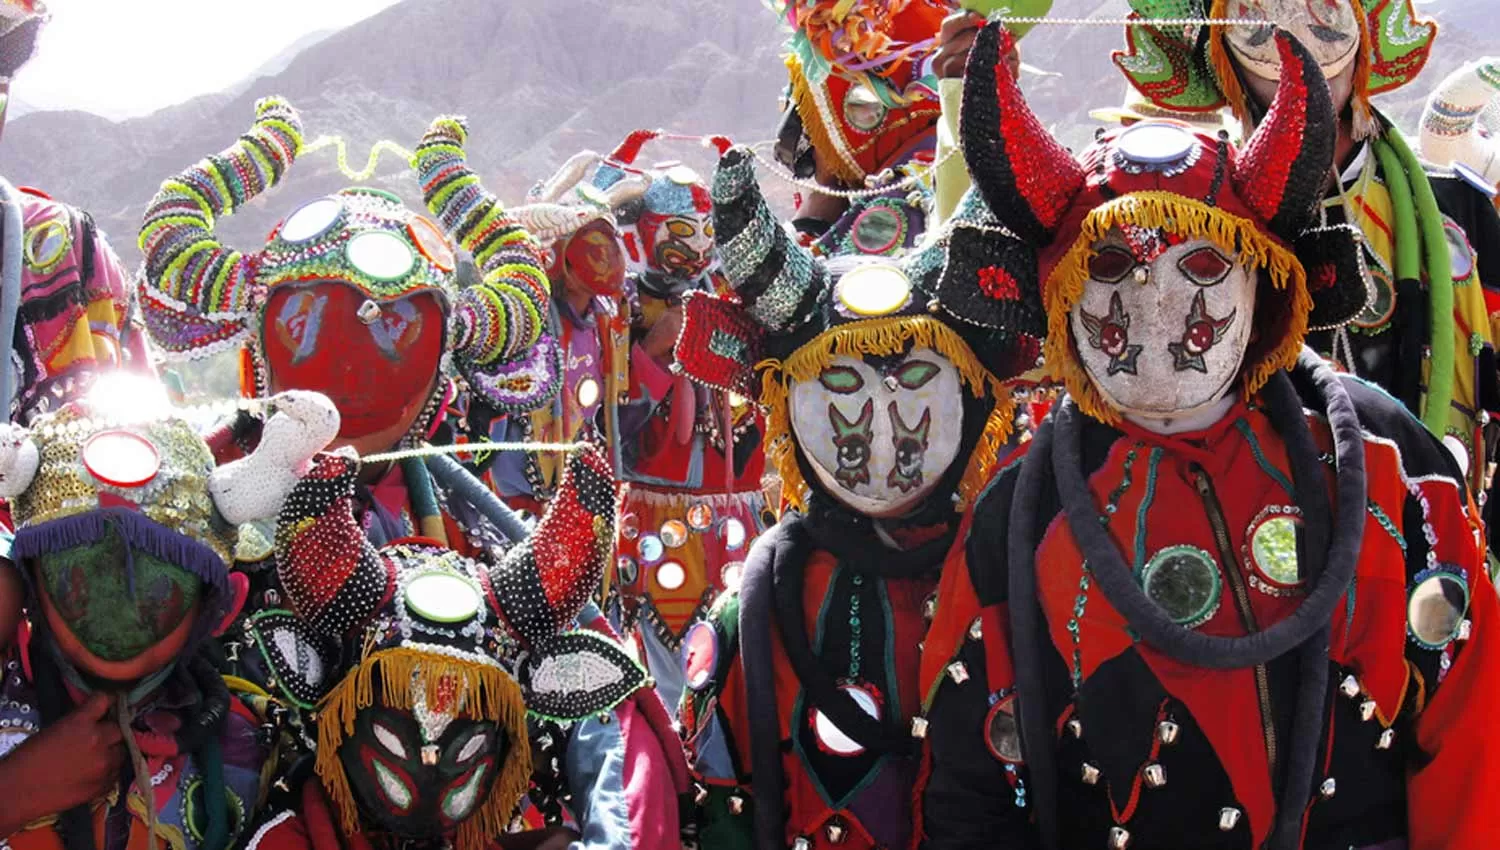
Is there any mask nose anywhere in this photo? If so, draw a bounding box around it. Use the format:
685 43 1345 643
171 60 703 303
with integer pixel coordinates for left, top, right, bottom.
357 299 382 325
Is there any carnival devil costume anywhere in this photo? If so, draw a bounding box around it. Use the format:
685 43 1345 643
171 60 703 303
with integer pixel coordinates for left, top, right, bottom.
580 131 771 707
917 23 1500 850
235 436 686 850
1116 0 1500 506
770 0 947 257
0 385 336 850
673 106 1045 846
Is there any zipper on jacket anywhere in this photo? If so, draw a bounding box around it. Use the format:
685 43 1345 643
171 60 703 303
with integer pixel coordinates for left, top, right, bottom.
1191 463 1279 783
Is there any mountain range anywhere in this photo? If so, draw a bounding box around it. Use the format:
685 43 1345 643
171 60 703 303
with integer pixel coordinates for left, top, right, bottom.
2 0 1495 273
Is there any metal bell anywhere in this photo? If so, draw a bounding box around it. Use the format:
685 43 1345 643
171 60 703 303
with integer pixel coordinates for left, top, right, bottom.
727 793 745 815
1156 720 1179 745
1359 700 1377 722
1458 619 1473 641
1081 762 1101 785
1142 763 1166 788
947 662 970 684
792 838 812 850
922 593 938 622
1339 675 1360 698
1108 826 1131 849
1067 718 1084 738
422 744 439 766
693 783 710 806
825 817 849 845
357 299 382 324
1376 729 1394 750
1319 778 1336 799
911 716 929 739
1218 807 1242 831
968 617 984 641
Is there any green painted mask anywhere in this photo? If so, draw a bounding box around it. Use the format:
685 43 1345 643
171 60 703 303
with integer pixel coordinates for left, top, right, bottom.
34 526 201 662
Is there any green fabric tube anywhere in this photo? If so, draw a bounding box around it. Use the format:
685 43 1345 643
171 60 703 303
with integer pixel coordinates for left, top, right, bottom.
1384 129 1457 437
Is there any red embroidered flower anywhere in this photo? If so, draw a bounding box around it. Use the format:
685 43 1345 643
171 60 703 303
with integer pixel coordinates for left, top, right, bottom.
977 265 1021 300
1311 262 1338 291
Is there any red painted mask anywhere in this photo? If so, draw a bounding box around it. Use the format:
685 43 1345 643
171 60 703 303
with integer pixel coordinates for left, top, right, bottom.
262 282 447 444
563 219 626 297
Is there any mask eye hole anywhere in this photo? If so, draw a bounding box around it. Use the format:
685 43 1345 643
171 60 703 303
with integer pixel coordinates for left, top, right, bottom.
1087 247 1138 284
1177 247 1233 286
819 365 866 394
373 722 408 760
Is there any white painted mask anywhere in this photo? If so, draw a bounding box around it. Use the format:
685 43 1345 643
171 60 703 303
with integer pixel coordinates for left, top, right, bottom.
1069 232 1257 422
1224 0 1362 83
788 348 965 518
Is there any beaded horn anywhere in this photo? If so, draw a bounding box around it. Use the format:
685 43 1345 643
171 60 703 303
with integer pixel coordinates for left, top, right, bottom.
959 22 1085 247
137 97 303 348
1420 58 1500 185
413 117 564 413
1230 31 1337 241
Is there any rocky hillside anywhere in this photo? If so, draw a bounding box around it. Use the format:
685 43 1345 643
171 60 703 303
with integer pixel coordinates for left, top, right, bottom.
3 0 1494 268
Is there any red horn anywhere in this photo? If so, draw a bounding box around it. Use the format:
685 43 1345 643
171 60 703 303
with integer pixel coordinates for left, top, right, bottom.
960 20 1085 245
606 129 662 167
1232 29 1336 239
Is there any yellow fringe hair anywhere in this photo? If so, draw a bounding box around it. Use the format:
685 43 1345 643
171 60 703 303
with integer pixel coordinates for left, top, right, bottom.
787 56 866 186
1208 0 1377 140
758 315 1014 515
315 649 533 850
1041 191 1311 426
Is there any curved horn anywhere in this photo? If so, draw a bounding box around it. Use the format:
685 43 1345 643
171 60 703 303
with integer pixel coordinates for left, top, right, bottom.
208 390 340 526
485 443 619 647
601 173 651 208
960 21 1085 246
414 116 552 367
526 149 602 204
511 202 599 245
0 424 39 499
712 146 827 334
139 96 303 317
1232 30 1337 239
272 451 392 639
1420 57 1500 185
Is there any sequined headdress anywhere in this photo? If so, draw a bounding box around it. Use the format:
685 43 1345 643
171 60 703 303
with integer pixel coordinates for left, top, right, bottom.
675 135 1047 511
1115 0 1434 140
239 438 638 849
963 22 1339 423
137 99 561 441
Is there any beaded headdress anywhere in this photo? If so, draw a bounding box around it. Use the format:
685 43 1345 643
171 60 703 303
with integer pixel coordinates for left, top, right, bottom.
137 99 561 441
676 140 1046 512
962 22 1339 423
241 440 638 849
1114 0 1435 140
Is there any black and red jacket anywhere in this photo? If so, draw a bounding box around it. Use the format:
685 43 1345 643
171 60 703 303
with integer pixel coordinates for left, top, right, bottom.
916 356 1500 850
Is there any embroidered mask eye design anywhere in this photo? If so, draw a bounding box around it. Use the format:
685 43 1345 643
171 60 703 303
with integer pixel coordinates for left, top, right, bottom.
886 403 932 493
828 399 874 490
1169 289 1237 372
886 359 941 391
1177 246 1233 286
1087 247 1138 284
819 365 867 394
1077 291 1143 376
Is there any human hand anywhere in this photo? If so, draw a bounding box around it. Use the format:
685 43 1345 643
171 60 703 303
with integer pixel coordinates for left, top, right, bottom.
934 12 986 80
0 692 124 836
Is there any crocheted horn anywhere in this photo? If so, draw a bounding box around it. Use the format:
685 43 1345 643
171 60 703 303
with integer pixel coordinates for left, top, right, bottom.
712 146 827 334
1420 57 1500 184
484 442 619 649
960 20 1085 246
526 149 602 203
138 97 303 318
0 423 39 500
208 390 341 526
414 116 552 370
1232 30 1337 240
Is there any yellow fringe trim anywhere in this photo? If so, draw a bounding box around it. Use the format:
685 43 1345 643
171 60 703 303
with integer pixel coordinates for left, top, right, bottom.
1041 192 1310 425
758 315 1013 514
315 649 533 850
787 56 866 186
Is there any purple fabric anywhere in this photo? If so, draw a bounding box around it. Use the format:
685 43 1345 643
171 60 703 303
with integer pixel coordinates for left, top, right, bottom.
844 758 917 849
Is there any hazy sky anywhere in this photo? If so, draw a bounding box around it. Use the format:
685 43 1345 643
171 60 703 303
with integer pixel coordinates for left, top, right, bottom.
14 0 403 119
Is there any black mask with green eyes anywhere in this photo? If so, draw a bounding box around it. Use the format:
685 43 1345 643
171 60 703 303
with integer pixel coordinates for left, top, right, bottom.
339 702 508 839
